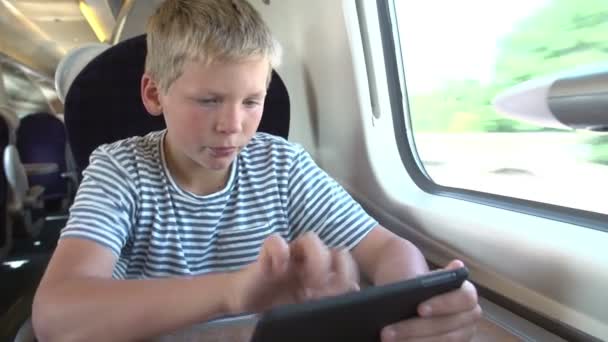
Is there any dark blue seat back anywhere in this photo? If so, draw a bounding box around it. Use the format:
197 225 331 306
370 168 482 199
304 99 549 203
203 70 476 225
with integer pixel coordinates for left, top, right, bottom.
16 112 68 201
64 34 290 175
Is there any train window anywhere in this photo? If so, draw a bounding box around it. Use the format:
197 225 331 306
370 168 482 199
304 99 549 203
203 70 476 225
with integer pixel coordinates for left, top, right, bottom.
391 0 608 215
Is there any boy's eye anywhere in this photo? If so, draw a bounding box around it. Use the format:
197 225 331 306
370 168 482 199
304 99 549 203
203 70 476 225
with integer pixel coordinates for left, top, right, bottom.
198 98 219 105
244 99 262 107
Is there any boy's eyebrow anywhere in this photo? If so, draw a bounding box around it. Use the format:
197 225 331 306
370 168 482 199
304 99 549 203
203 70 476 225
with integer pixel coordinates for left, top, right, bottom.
196 90 267 98
187 90 267 100
248 91 267 98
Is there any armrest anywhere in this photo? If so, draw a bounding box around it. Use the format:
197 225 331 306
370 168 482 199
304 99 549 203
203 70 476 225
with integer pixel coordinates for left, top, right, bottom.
24 185 45 208
61 171 79 183
61 171 79 203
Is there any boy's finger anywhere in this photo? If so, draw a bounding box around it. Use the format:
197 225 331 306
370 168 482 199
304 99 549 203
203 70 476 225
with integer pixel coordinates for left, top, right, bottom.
381 307 481 340
417 281 478 317
290 232 332 287
258 233 290 276
443 259 464 271
331 249 360 288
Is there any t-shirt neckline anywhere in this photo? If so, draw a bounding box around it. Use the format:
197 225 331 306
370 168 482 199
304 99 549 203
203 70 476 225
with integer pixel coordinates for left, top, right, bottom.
159 130 237 201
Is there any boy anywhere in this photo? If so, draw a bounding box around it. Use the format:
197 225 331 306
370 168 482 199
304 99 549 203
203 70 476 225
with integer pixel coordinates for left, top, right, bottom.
32 0 481 341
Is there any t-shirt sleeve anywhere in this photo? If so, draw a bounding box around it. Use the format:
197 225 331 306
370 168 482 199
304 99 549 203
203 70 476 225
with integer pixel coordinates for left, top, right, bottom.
60 147 137 257
287 147 378 249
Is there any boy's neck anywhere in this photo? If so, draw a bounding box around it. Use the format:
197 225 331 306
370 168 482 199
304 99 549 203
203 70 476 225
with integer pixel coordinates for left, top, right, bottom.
163 138 231 196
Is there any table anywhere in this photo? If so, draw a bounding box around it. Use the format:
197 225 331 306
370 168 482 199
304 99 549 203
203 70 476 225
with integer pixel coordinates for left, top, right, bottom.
156 314 257 342
156 314 522 341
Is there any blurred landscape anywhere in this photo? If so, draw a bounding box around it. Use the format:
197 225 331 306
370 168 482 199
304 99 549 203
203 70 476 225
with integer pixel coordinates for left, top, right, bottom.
416 132 608 214
399 0 608 214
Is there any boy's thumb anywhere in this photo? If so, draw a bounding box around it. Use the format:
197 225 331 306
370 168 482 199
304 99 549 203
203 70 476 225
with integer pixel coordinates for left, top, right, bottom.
258 233 290 278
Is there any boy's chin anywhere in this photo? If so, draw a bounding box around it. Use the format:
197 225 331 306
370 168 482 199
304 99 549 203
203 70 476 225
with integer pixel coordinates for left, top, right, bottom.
199 159 235 172
205 165 232 172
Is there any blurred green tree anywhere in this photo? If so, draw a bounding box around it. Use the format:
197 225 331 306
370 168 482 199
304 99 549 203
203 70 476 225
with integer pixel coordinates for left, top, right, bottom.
409 0 608 133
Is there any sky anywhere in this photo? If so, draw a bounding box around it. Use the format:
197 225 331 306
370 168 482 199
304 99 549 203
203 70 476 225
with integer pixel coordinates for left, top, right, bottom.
394 0 550 92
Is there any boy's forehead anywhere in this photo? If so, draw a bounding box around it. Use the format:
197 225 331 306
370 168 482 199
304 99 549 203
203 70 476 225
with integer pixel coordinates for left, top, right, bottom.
186 54 271 68
175 57 271 93
178 56 267 78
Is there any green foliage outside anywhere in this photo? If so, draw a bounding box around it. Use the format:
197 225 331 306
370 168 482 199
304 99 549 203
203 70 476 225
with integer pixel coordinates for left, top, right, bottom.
586 135 608 165
406 0 608 163
408 0 608 132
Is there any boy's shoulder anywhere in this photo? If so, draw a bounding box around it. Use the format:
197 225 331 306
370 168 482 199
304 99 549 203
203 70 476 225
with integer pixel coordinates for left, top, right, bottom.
94 130 163 157
82 131 164 191
88 130 164 174
244 132 304 156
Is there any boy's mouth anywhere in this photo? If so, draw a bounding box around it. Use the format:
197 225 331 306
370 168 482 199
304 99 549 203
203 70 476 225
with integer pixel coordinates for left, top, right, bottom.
209 147 237 157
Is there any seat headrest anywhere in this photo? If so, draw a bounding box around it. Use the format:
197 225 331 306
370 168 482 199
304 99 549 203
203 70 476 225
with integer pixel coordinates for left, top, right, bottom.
63 34 290 174
55 43 111 103
18 112 66 150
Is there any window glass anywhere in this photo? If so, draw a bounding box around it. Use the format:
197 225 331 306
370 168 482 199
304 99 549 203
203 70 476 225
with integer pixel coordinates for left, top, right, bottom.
393 0 608 215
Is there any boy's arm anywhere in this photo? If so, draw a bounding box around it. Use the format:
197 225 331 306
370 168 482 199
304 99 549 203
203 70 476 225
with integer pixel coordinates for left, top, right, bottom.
33 233 362 342
352 225 482 341
33 238 235 342
351 224 429 285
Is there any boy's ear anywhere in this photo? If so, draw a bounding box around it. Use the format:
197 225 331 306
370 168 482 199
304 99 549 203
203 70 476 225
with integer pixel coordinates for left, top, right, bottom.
141 73 163 116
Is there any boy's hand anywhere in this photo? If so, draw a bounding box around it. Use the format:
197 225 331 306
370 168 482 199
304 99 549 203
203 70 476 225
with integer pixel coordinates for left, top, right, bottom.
230 232 360 314
380 260 482 342
290 231 360 299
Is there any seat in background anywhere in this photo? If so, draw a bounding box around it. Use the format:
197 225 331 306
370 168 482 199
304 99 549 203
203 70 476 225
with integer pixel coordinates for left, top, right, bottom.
3 145 45 239
16 112 71 211
62 34 290 174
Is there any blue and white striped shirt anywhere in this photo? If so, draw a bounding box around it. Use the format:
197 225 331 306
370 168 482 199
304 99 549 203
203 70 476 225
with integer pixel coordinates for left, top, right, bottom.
61 131 377 279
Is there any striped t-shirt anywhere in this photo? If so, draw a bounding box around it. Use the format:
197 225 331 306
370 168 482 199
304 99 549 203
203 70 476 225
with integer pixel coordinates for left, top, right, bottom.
61 131 377 279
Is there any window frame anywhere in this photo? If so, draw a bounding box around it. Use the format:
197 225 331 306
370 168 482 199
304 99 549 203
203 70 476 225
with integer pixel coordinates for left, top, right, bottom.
375 0 608 233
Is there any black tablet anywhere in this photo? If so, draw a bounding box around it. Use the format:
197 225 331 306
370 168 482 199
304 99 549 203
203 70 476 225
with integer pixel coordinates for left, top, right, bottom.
250 267 469 342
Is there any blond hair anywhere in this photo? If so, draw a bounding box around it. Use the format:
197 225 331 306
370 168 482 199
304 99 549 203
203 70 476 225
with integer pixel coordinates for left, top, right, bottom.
145 0 282 93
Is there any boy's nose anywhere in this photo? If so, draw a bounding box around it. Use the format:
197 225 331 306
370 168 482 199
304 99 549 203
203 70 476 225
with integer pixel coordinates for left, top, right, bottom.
216 104 243 134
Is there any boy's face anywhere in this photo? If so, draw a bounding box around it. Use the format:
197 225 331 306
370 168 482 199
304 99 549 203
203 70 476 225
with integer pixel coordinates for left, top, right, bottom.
143 57 269 173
